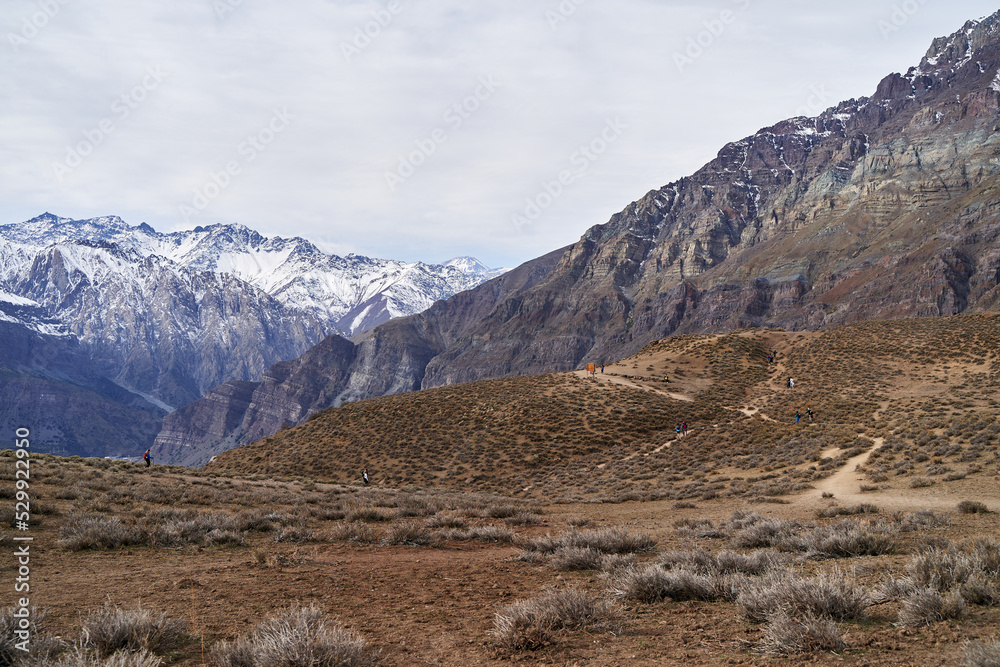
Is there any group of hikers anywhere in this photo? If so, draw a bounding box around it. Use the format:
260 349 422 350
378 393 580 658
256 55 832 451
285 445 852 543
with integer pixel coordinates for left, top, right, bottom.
794 408 815 424
675 421 688 437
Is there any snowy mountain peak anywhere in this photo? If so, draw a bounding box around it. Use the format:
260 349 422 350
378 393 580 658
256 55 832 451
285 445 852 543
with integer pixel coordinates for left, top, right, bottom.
444 256 490 274
0 214 506 338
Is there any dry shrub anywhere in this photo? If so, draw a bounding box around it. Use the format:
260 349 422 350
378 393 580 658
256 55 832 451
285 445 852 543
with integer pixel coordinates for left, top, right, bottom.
382 522 433 546
52 647 164 666
657 548 786 577
737 570 871 624
908 547 977 591
815 504 879 518
271 526 317 544
492 588 620 653
757 612 847 656
209 603 377 667
326 523 383 545
548 546 604 571
893 510 951 532
204 529 245 547
897 589 967 627
962 638 1000 667
609 565 720 603
81 602 186 657
1 606 65 666
58 515 147 551
958 501 991 515
520 527 655 556
801 520 897 559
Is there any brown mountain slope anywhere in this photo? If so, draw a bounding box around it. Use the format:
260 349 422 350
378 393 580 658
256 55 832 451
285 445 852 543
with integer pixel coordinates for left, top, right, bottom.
207 314 1000 504
163 13 1000 465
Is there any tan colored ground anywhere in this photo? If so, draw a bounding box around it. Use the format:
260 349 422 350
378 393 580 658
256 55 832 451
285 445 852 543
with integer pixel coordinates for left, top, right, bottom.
9 316 1000 665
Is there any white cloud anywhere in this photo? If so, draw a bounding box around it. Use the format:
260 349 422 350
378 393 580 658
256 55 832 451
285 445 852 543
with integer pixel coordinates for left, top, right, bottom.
0 0 996 267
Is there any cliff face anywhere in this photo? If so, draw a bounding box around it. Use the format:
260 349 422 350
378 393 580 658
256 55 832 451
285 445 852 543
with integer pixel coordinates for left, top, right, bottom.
157 13 1000 465
421 15 1000 381
153 248 564 465
0 317 165 458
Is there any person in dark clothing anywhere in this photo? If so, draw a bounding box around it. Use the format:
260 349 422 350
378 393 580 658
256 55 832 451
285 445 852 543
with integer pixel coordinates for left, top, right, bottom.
807 408 814 422
143 449 152 468
681 421 688 436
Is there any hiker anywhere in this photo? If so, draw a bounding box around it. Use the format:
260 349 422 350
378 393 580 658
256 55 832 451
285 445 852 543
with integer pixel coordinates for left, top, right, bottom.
600 364 604 374
807 408 814 422
681 421 688 436
675 423 682 438
795 411 801 424
768 352 774 364
362 468 370 485
143 448 152 468
788 377 795 389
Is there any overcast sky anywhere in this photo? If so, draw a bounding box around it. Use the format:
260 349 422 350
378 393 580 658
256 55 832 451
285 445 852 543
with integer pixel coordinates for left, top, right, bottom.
1 1 997 268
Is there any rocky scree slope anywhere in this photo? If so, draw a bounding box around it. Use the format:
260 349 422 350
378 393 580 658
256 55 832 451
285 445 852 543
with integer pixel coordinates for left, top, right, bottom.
157 13 1000 465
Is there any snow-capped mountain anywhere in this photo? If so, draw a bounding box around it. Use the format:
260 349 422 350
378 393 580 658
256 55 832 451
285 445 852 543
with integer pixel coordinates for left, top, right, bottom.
0 213 505 411
0 213 503 336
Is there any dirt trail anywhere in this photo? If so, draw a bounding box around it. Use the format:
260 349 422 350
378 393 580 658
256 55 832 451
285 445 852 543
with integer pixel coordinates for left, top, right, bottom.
798 437 996 511
807 439 881 501
572 369 694 402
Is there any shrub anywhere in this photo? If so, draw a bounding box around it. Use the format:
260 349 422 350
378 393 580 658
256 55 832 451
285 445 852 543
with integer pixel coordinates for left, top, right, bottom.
492 588 620 653
908 548 978 591
382 522 433 547
958 501 990 515
897 589 967 627
815 504 879 518
963 638 1000 667
210 603 377 667
609 565 718 603
204 529 245 547
53 648 164 666
801 520 897 559
58 515 147 551
81 602 186 657
520 528 655 556
548 547 604 571
737 571 871 624
757 612 847 656
271 526 317 544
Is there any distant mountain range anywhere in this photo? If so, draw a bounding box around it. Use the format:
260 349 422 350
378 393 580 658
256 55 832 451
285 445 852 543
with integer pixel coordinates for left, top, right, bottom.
154 10 1000 466
0 214 503 456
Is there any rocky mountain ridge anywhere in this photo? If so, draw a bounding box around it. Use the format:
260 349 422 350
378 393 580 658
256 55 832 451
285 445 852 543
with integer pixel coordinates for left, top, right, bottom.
155 10 1000 464
0 215 503 456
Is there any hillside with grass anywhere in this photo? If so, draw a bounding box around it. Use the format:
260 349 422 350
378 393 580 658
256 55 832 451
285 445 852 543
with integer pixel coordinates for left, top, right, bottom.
9 314 1000 665
208 314 1000 507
